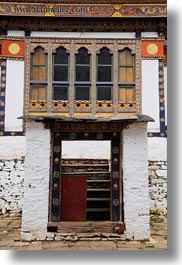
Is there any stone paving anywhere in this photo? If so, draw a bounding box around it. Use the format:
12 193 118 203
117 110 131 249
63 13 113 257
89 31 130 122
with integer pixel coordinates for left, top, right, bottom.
0 213 167 250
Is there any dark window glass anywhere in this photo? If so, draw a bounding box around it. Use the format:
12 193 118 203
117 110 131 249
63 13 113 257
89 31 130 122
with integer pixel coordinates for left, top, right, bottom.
75 87 90 100
53 86 68 100
98 48 111 65
54 66 68 81
54 47 68 64
97 87 111 100
76 66 90 81
76 48 90 64
98 66 111 82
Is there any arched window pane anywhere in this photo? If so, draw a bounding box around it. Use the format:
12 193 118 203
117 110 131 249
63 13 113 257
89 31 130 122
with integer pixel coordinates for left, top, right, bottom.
54 47 68 65
76 48 90 64
119 49 135 82
76 48 90 82
98 48 111 65
53 47 69 81
31 47 46 81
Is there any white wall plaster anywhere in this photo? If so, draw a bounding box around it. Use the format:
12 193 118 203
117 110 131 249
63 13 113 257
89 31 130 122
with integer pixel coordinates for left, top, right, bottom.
141 32 158 38
142 60 160 132
7 30 25 37
122 122 150 240
5 60 24 132
31 31 136 38
21 121 51 241
62 141 111 159
148 137 167 161
0 136 26 160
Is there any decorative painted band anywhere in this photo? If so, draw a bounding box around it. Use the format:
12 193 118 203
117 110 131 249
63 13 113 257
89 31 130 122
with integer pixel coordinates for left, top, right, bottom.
0 3 167 18
0 59 24 136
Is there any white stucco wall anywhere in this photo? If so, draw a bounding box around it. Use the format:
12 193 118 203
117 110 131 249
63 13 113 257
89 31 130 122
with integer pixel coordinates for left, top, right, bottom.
0 136 26 160
21 121 51 241
5 60 24 132
141 32 158 38
122 122 150 240
148 137 167 161
30 31 136 38
7 30 25 37
0 135 166 162
62 141 111 159
142 60 160 132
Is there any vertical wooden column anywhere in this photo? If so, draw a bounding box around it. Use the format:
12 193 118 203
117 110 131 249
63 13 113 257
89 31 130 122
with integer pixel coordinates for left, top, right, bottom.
69 40 75 117
92 40 96 115
51 132 61 222
113 40 119 115
111 132 120 221
47 41 52 113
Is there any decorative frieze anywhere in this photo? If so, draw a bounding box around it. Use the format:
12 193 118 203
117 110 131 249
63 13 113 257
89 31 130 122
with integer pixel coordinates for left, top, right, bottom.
0 2 167 18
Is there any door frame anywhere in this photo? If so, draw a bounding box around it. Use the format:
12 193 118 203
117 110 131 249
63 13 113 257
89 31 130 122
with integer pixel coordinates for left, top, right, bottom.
49 121 123 223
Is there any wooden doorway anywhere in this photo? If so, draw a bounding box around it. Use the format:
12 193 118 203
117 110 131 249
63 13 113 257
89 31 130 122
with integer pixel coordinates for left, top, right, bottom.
49 122 122 223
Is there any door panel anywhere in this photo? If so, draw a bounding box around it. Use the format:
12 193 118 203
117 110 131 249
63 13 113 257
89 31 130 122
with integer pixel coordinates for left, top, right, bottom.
61 176 87 221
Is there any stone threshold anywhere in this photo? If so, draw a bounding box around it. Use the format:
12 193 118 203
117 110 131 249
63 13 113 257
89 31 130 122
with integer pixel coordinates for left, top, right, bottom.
46 232 128 242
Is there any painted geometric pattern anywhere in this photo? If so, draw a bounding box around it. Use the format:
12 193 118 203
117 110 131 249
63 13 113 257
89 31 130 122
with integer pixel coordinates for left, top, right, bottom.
148 59 167 138
0 59 24 136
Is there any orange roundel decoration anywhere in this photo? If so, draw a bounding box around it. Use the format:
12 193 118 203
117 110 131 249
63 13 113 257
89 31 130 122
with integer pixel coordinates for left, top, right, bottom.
141 39 164 58
1 40 24 58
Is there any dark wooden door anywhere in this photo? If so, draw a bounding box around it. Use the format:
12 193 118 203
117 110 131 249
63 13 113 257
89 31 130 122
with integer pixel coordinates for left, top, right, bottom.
61 176 87 221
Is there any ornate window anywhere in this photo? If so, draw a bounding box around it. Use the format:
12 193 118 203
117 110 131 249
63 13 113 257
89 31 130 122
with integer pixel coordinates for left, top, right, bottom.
118 48 135 102
97 48 112 101
75 48 90 100
52 47 69 101
30 47 47 101
27 39 140 115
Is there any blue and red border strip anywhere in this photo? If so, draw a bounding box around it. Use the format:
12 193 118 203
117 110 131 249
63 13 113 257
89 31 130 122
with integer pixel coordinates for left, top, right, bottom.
0 59 24 136
148 59 167 138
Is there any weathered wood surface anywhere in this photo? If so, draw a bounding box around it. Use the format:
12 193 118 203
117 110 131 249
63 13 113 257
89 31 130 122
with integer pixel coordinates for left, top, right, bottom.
48 221 124 234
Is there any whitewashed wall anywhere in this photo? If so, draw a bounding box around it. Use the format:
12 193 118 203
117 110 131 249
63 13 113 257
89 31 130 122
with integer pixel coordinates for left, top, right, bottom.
5 60 24 132
7 30 25 37
142 60 160 132
21 121 51 241
141 32 158 38
122 122 150 240
0 136 166 162
30 32 136 38
0 137 26 160
62 141 111 159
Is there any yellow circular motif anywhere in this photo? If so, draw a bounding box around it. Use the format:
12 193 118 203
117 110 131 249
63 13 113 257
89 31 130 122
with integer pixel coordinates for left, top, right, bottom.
146 43 158 55
8 43 20 55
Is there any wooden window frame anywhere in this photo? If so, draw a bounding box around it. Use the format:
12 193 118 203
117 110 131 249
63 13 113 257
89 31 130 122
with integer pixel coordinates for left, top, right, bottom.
52 47 70 101
96 48 113 102
74 47 91 101
118 48 136 103
27 38 140 114
30 46 48 102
